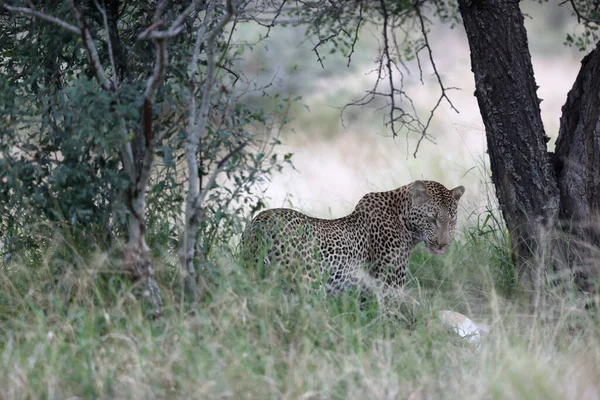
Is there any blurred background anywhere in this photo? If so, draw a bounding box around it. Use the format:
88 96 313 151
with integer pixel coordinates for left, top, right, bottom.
233 1 584 226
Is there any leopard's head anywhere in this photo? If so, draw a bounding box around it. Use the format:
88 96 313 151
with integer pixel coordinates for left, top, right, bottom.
408 180 465 255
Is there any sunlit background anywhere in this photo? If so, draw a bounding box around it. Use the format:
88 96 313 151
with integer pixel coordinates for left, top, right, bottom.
233 2 583 227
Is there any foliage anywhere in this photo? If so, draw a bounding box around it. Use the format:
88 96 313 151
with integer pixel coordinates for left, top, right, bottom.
0 1 293 269
0 74 133 255
559 0 600 51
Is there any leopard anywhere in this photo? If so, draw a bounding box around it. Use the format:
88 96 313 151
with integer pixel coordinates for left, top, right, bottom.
241 180 465 298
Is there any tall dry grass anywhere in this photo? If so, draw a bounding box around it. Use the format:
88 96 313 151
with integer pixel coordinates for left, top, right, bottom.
1 218 599 399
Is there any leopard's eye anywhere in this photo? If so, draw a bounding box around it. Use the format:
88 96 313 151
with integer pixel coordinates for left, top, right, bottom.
427 215 437 223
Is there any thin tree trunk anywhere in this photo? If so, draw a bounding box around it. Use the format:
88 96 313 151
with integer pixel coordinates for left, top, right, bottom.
179 1 235 302
554 40 600 291
458 0 560 286
120 113 162 317
122 196 162 316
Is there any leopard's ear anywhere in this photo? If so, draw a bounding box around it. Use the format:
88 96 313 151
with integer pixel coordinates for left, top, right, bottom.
451 185 465 201
412 180 429 206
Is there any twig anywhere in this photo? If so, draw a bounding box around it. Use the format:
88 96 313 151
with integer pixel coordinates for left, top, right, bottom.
192 141 247 210
242 0 289 38
217 62 241 86
312 32 339 69
379 0 398 136
563 0 600 24
240 16 311 25
216 16 238 78
190 1 216 83
347 1 363 67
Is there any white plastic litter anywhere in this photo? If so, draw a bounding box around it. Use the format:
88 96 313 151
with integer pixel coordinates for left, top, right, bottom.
437 310 487 350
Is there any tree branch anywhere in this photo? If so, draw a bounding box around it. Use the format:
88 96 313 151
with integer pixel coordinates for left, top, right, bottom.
192 141 247 211
68 0 113 91
1 3 80 34
380 0 398 136
347 0 363 67
238 0 289 38
563 0 600 25
186 0 217 206
137 0 202 40
194 0 236 135
143 38 168 104
179 0 238 296
94 0 118 89
338 1 458 158
312 31 342 69
412 3 459 158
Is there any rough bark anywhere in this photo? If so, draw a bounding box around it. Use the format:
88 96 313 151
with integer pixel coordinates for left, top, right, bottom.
458 0 560 286
554 40 600 291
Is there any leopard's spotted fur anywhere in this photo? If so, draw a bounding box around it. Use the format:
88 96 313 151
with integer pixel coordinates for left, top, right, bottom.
242 180 465 295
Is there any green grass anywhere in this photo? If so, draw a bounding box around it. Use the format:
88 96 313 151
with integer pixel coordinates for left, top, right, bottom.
1 224 599 399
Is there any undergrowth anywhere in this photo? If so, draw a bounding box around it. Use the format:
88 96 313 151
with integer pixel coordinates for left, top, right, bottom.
1 215 599 399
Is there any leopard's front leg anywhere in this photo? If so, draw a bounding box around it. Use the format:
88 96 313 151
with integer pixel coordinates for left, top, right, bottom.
368 228 413 300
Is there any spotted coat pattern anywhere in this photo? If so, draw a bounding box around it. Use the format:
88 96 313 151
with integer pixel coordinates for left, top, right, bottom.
242 180 465 295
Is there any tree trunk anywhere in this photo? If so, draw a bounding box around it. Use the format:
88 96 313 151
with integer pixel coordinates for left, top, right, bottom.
120 114 163 317
457 0 560 286
123 211 163 317
554 40 600 291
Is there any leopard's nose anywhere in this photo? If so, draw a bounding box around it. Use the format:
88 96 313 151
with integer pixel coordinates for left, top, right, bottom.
437 232 450 248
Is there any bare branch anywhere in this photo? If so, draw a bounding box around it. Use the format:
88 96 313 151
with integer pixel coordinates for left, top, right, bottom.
338 1 458 158
242 5 299 15
312 31 341 69
68 0 112 91
380 0 398 137
138 0 202 40
415 45 426 84
94 0 118 89
413 4 459 158
194 0 236 134
238 16 311 25
1 3 80 34
391 23 411 75
143 38 168 103
217 62 240 86
347 1 363 67
238 0 290 37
